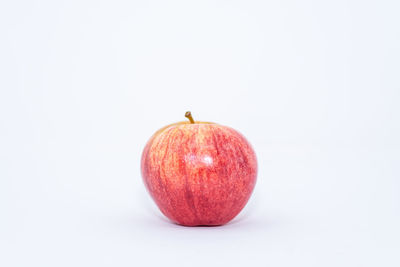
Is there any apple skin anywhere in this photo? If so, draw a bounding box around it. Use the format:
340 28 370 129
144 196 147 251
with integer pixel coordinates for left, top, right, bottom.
141 121 257 226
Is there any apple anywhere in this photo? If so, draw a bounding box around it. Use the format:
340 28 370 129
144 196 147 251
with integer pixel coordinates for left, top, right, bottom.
141 112 257 226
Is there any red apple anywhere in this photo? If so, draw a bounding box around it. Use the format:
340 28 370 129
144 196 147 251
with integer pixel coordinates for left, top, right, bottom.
141 112 257 226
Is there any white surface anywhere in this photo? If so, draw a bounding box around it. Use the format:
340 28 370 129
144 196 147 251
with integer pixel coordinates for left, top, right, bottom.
1 0 399 266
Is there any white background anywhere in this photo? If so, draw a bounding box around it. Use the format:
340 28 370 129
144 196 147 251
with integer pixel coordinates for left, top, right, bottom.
1 0 399 266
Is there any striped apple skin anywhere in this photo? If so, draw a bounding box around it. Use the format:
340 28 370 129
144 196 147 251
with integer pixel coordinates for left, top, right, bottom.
141 122 257 226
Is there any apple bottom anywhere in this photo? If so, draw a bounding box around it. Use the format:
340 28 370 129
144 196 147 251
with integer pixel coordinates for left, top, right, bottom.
145 163 255 226
151 189 254 226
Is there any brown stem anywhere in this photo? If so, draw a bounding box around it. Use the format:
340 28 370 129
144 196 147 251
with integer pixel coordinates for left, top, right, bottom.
185 111 195 124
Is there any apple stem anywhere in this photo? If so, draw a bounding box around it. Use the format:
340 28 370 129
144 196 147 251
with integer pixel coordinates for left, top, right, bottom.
185 111 195 124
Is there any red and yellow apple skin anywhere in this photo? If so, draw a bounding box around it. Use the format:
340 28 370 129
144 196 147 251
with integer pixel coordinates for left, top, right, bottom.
141 120 257 226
